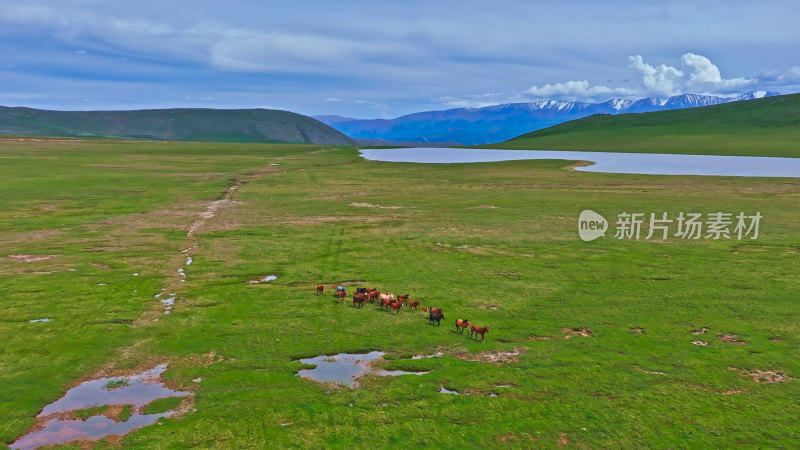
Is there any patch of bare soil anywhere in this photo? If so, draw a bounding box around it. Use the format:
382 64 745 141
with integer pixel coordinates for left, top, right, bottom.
456 347 527 365
563 160 594 171
282 215 390 225
562 327 592 339
630 327 644 334
89 262 114 270
691 327 708 335
558 432 571 446
479 304 500 310
692 340 708 346
7 254 58 262
187 199 243 236
349 202 404 209
469 205 499 209
527 335 553 341
749 369 792 384
769 336 784 342
433 242 535 258
635 366 666 375
719 334 747 345
685 382 742 395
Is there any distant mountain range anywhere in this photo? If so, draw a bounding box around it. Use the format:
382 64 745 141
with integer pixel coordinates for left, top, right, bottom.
0 107 356 145
315 91 780 145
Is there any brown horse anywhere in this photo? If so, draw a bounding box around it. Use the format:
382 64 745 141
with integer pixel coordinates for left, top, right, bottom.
455 319 471 334
335 290 347 302
407 300 420 310
390 301 403 314
316 284 325 295
353 293 368 308
397 294 409 303
367 290 381 302
470 325 489 341
421 306 428 313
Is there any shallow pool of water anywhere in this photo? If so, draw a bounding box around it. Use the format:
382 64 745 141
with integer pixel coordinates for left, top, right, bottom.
10 365 190 450
248 275 277 284
297 351 428 386
359 148 800 178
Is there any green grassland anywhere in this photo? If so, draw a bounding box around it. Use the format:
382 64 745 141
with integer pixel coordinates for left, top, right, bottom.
492 93 800 157
1 139 799 448
0 107 356 145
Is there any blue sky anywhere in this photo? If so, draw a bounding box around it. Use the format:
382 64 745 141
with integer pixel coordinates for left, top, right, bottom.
1 0 798 118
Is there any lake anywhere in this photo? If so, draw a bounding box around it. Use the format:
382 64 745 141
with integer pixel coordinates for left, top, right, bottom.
359 148 800 178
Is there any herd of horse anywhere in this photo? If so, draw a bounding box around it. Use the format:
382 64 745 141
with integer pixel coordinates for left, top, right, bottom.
315 283 490 341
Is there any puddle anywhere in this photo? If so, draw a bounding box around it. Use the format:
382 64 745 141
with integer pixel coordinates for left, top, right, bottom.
296 351 427 386
29 318 53 323
177 268 185 277
412 352 443 360
160 297 175 314
10 365 190 450
97 283 106 286
374 369 429 377
132 273 139 276
186 257 192 265
248 275 277 284
192 378 203 383
439 385 460 395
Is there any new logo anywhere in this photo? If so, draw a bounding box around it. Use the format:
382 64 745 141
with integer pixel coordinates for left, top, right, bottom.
578 210 608 241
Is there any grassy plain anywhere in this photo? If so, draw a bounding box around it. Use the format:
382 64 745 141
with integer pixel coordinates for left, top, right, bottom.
493 93 800 157
1 139 799 448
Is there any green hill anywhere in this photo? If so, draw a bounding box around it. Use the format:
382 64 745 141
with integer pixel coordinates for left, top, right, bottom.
494 93 800 157
0 106 356 145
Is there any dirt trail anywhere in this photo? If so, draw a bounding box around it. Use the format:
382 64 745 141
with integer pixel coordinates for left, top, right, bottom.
134 166 281 325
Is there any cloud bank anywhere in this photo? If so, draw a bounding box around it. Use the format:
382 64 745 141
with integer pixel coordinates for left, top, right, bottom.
438 53 795 108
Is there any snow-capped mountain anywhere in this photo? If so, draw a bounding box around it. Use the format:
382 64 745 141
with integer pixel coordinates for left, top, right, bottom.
315 91 781 145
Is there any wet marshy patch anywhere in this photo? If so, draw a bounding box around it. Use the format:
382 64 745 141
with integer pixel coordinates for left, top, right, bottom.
10 364 191 450
296 351 429 387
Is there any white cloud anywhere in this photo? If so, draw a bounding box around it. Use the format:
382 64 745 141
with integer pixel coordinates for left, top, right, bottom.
628 55 684 97
680 53 754 92
525 80 635 100
629 53 755 96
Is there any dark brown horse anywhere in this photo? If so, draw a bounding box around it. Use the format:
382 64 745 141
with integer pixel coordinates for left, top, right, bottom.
429 308 444 326
353 293 368 308
316 284 325 295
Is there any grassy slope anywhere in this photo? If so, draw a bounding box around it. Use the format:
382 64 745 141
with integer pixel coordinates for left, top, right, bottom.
490 93 800 157
0 107 356 145
1 141 799 448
